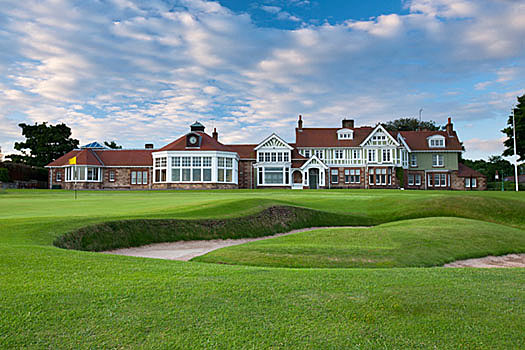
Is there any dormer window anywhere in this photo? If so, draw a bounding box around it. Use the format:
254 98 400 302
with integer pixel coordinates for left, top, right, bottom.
428 135 445 148
337 129 353 140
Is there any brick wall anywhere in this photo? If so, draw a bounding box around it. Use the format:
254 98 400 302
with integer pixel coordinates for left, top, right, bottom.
152 183 238 190
238 160 255 189
450 172 487 191
404 170 425 190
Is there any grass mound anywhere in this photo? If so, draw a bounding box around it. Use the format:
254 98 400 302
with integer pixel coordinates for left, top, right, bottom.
195 217 525 268
54 206 371 251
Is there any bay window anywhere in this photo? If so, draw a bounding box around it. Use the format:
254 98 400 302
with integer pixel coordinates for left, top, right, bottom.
65 166 101 182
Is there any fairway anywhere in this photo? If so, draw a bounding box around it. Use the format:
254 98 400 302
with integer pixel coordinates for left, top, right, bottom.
1 189 525 349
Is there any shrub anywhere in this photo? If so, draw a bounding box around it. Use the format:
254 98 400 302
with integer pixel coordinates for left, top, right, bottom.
0 168 10 182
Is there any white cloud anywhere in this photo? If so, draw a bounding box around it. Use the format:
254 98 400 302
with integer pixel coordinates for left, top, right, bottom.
0 0 523 159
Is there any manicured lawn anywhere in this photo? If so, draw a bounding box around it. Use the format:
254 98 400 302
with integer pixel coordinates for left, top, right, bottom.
1 189 524 349
195 217 525 268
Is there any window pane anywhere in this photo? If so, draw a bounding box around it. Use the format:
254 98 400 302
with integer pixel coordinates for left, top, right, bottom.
137 171 142 184
218 168 225 182
182 169 191 181
172 157 180 167
155 169 160 182
226 158 232 168
203 157 212 167
161 169 166 182
284 153 289 162
278 153 283 162
264 153 270 162
182 157 191 167
226 169 232 182
142 171 147 184
218 157 225 167
172 169 180 182
131 171 137 184
192 157 201 167
264 167 283 184
203 168 211 182
193 168 201 181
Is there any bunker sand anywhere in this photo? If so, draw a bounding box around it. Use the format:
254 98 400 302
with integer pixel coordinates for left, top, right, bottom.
103 226 358 261
444 253 525 268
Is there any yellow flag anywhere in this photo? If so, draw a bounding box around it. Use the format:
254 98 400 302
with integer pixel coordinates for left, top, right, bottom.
68 156 77 165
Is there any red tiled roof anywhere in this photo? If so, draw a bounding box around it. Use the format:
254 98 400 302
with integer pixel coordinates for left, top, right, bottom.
226 144 257 159
457 163 486 178
159 132 235 152
399 130 462 151
47 149 154 167
295 127 375 147
96 149 153 166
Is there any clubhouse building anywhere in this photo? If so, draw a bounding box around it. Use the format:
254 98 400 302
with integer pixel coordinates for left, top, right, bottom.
46 116 486 191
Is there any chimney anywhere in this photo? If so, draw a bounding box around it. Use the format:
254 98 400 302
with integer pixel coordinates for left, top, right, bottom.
342 119 354 129
212 128 218 141
145 143 154 149
297 115 303 129
446 117 453 136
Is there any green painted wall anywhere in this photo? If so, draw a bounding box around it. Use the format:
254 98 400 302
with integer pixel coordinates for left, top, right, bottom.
409 152 459 171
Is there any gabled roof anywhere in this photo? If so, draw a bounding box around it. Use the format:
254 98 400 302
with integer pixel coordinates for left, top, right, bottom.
399 130 463 151
159 132 234 152
300 155 329 170
254 133 294 151
295 127 374 147
359 124 400 147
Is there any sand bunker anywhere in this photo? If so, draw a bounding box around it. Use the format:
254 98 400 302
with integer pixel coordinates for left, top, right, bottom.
444 254 525 268
103 226 355 261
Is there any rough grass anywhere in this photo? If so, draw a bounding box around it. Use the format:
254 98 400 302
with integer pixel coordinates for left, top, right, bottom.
54 206 370 251
1 189 525 349
195 217 525 268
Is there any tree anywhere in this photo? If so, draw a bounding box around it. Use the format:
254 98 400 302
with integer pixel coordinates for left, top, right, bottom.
502 94 525 161
382 117 441 132
9 122 79 167
104 141 122 149
462 155 514 181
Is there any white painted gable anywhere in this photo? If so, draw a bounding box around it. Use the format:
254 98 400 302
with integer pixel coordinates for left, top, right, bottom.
360 125 400 147
255 133 293 150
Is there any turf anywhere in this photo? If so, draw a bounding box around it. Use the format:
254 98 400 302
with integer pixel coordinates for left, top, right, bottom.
195 217 525 268
1 189 525 349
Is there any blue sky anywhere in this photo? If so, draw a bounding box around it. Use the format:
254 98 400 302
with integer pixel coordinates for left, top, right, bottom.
0 0 524 160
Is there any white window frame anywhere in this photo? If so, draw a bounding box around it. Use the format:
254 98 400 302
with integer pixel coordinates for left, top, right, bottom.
432 154 444 167
410 154 417 167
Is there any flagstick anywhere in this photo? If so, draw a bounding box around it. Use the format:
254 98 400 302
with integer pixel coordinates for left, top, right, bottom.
513 106 519 192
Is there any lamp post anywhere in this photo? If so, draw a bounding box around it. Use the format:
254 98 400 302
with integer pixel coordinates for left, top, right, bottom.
512 106 519 192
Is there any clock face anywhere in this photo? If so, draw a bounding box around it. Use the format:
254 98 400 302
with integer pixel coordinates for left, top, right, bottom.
189 136 198 145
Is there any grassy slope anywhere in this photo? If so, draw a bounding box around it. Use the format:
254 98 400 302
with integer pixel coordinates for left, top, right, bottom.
1 245 524 349
195 217 525 268
1 189 525 349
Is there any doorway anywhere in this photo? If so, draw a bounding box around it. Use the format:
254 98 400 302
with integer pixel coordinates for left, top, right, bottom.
308 168 319 189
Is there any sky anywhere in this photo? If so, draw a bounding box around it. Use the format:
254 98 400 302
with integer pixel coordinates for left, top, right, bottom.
0 0 524 160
